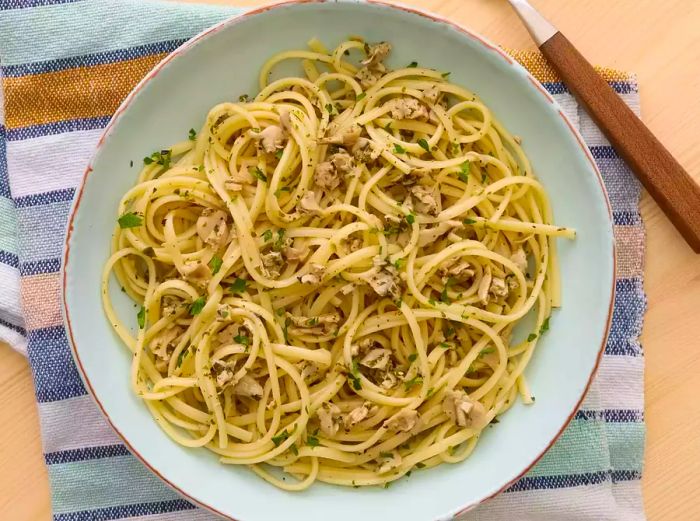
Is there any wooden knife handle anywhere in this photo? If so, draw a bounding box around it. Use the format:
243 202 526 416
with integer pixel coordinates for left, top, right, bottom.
540 32 700 252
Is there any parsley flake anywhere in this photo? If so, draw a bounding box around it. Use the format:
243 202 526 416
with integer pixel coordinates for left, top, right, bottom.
118 212 142 229
230 278 247 294
189 297 206 315
393 144 406 154
417 138 430 152
307 436 320 447
463 218 477 225
262 229 273 242
405 213 416 225
233 334 250 346
408 353 418 363
272 429 291 447
527 333 538 342
176 347 190 368
404 376 423 391
355 92 366 101
251 167 267 183
137 306 146 329
459 162 470 182
208 255 223 275
407 61 418 68
188 128 197 141
539 316 551 335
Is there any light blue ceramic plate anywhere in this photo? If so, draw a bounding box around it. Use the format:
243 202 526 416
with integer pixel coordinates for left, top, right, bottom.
61 1 615 520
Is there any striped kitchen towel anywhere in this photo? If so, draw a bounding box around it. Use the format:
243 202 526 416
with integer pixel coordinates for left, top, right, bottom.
0 1 646 520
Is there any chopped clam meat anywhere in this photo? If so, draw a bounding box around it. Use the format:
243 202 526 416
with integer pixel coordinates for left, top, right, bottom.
442 390 487 429
390 98 429 120
410 185 439 216
252 125 285 153
343 403 370 429
384 409 421 432
299 263 325 284
261 251 284 278
317 402 342 437
359 348 392 370
233 375 263 398
196 208 229 248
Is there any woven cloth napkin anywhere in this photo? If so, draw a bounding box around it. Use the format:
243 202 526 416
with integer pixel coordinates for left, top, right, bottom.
0 1 647 519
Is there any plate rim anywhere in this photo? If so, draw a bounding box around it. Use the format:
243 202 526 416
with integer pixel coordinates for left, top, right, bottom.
60 1 617 519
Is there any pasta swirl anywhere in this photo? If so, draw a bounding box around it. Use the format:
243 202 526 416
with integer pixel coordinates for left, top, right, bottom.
103 38 574 490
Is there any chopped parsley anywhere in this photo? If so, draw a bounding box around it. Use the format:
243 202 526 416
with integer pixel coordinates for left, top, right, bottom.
415 462 426 469
379 452 393 458
440 276 456 303
393 258 404 270
393 144 406 154
262 229 273 242
459 162 470 182
176 347 190 368
463 218 477 225
355 92 366 101
251 167 267 183
275 149 284 160
274 229 286 250
405 213 416 225
480 347 495 356
118 212 142 229
290 443 298 456
417 138 430 152
384 122 392 132
230 278 247 294
439 342 450 349
482 173 488 183
404 376 423 392
348 359 362 390
539 316 551 335
325 103 335 114
408 353 418 363
283 317 291 344
271 428 291 447
188 128 197 141
441 71 451 78
188 297 205 316
306 435 320 447
407 61 418 68
527 333 538 342
208 255 223 275
137 306 146 329
143 149 172 170
233 334 250 346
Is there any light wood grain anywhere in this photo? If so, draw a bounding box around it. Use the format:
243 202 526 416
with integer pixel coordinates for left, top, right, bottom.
1 1 698 519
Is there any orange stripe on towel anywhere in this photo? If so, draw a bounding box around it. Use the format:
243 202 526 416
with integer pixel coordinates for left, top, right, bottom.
3 53 167 129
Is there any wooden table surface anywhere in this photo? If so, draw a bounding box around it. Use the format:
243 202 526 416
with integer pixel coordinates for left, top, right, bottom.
1 0 699 519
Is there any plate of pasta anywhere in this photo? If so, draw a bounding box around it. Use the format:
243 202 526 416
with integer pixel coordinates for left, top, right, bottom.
61 1 615 520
